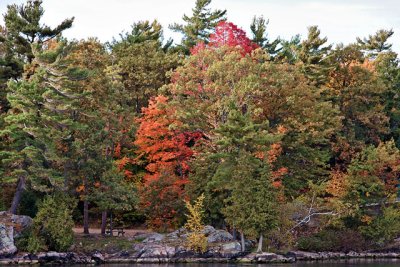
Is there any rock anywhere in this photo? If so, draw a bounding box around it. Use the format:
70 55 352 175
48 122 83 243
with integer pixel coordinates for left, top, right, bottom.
286 250 320 260
0 223 17 257
0 211 32 238
166 228 187 240
221 242 241 252
201 225 215 236
92 251 104 263
220 242 242 258
0 211 32 257
207 230 234 243
142 233 165 243
138 244 176 258
256 252 293 263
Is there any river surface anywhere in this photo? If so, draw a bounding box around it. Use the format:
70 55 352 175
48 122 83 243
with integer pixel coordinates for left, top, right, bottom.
93 260 400 267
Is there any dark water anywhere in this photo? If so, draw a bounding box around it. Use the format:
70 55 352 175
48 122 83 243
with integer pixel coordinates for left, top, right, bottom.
97 260 400 267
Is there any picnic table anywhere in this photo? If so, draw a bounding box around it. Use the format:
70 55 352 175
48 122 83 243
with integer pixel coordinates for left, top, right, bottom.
106 226 125 236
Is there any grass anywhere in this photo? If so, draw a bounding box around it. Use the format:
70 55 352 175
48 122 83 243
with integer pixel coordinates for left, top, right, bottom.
74 234 137 254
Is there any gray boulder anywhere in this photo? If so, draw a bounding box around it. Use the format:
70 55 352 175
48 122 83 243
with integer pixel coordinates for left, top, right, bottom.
142 233 165 243
207 229 234 243
138 244 176 258
0 224 17 257
221 241 241 252
0 211 32 238
0 212 33 257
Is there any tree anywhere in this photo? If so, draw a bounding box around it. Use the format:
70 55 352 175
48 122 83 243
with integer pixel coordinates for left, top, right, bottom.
298 26 333 86
343 140 400 208
111 20 179 114
184 194 207 253
276 34 301 64
250 16 281 59
170 0 226 53
3 0 74 65
214 105 280 252
357 29 394 57
191 21 258 55
134 95 200 229
0 40 83 214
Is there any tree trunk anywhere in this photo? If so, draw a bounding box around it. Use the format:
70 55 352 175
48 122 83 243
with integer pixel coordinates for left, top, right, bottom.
83 199 89 234
9 175 26 214
110 211 113 236
240 232 245 252
232 227 237 240
257 233 263 253
101 211 107 235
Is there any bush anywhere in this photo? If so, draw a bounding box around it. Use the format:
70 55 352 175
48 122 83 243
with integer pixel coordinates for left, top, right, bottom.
15 227 45 254
359 206 400 246
297 228 367 252
184 194 207 253
31 194 76 251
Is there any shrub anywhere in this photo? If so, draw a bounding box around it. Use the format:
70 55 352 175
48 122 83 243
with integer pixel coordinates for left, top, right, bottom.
15 227 45 254
184 194 207 253
32 194 76 251
359 206 400 246
297 228 367 252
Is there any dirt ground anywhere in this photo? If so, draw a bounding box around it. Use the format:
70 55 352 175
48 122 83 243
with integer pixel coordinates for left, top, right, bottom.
73 227 151 238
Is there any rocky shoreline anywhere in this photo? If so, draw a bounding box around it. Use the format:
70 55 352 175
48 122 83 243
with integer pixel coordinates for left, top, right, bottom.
1 250 400 265
1 213 400 265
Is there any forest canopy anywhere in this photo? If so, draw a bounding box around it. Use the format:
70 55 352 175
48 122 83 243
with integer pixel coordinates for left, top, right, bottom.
1 0 399 253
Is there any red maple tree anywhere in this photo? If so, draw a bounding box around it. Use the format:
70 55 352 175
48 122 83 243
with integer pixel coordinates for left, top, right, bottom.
191 21 259 55
134 95 201 229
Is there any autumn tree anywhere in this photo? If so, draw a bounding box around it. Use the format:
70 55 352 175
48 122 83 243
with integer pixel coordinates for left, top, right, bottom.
184 194 207 253
134 95 199 229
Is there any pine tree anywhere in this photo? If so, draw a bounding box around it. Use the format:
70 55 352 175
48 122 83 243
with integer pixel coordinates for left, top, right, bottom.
298 26 333 86
170 0 226 53
250 16 281 59
3 0 74 65
0 40 83 214
111 21 179 114
214 105 280 252
357 29 394 57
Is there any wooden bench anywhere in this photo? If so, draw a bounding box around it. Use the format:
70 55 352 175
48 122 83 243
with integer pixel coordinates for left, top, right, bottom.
106 227 125 237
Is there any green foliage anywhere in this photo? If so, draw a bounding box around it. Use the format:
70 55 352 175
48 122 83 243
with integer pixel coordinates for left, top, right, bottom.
14 227 45 254
297 228 367 252
359 206 400 245
170 0 226 53
3 0 74 64
298 26 333 86
184 194 207 253
32 194 76 251
250 16 281 58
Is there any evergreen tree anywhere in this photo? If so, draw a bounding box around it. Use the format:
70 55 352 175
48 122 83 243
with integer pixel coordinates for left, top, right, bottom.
170 0 226 53
298 26 333 86
214 105 280 252
357 29 394 57
276 34 301 64
111 20 179 114
3 0 74 65
250 16 281 59
0 40 83 214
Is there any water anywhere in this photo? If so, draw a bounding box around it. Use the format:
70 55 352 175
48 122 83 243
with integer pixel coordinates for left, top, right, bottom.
97 260 400 267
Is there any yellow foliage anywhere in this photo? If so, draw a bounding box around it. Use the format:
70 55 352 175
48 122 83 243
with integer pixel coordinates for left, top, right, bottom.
184 194 207 253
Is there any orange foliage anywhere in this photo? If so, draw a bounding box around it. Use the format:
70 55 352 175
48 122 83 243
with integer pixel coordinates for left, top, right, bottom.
134 95 202 229
326 169 348 198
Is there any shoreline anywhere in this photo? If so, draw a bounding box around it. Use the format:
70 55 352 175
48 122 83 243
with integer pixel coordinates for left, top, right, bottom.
1 251 400 265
